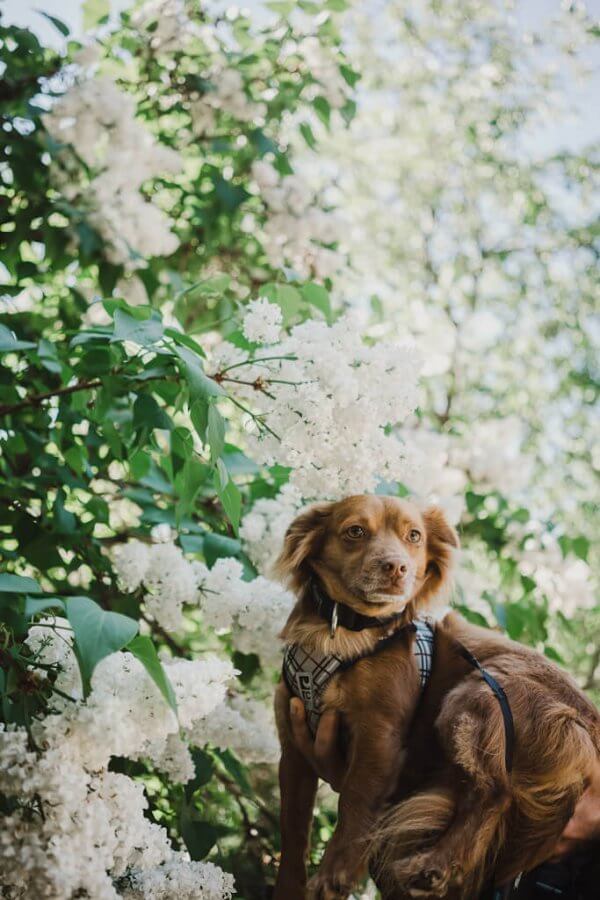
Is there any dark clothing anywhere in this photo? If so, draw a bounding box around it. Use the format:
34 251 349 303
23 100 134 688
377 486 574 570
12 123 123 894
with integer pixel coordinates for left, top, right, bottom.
481 846 600 900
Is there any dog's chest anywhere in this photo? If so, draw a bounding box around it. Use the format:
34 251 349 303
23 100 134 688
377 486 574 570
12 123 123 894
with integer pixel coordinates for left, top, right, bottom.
282 620 434 736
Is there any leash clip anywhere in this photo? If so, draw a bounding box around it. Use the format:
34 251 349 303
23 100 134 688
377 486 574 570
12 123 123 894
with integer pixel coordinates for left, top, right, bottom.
330 602 338 639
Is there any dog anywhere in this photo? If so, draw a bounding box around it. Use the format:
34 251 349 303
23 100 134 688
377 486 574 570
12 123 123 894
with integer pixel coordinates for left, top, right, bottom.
272 494 600 899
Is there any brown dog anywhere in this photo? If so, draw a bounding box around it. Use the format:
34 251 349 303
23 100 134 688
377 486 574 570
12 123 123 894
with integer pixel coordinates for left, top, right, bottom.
273 494 600 899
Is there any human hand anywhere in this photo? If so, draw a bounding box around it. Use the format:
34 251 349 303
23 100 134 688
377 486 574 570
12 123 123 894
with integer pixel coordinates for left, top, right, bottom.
551 763 600 859
289 698 346 792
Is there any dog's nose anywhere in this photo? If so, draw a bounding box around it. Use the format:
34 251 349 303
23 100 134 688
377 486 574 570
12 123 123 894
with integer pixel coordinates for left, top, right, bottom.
381 559 408 578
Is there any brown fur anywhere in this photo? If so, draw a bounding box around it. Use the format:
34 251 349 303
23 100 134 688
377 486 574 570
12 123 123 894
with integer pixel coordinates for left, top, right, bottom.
273 495 600 900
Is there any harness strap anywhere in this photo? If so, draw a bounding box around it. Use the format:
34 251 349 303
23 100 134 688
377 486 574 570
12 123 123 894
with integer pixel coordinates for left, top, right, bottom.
455 642 515 775
283 620 434 735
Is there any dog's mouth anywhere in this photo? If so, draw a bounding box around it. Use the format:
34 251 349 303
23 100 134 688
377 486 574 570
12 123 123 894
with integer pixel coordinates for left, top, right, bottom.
364 590 411 607
359 575 416 607
323 564 418 610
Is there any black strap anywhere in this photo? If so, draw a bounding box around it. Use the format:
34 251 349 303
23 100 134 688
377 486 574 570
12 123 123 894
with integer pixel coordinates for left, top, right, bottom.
310 577 407 633
456 643 515 775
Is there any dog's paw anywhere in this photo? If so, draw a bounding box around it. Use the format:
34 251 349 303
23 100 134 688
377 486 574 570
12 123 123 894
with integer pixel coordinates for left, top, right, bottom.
307 871 352 900
392 855 459 898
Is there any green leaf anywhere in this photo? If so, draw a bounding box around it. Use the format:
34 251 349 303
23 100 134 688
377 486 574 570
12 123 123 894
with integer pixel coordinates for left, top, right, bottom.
0 574 42 594
0 325 36 353
181 817 219 861
184 748 214 800
177 275 230 299
207 404 225 461
301 283 333 322
299 122 317 149
36 10 70 35
133 393 172 431
70 328 111 348
82 0 110 30
53 490 77 535
175 346 225 401
64 444 87 475
572 536 590 561
232 650 260 684
216 748 251 793
520 574 536 594
203 532 242 567
214 458 229 491
339 62 360 87
340 98 357 125
190 397 209 440
129 449 151 480
313 95 331 127
127 635 177 714
222 446 260 475
261 283 303 324
171 426 194 462
111 309 164 348
505 603 525 640
215 474 241 534
454 604 490 629
25 596 65 617
214 176 249 213
544 645 564 664
267 0 296 14
165 328 206 358
64 597 138 694
177 458 210 520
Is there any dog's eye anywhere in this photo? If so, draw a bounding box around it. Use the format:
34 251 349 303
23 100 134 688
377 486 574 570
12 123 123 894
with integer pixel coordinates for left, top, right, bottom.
408 528 422 543
345 525 365 539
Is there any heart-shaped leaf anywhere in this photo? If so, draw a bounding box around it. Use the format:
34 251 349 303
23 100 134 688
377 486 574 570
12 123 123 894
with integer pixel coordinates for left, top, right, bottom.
0 574 42 594
127 634 177 714
64 596 138 695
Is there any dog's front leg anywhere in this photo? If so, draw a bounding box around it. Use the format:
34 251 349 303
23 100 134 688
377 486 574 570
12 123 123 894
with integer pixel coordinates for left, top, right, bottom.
308 717 404 899
275 737 319 899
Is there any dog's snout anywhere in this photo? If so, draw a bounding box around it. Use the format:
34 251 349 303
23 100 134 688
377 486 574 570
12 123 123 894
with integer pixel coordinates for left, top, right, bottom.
380 558 408 578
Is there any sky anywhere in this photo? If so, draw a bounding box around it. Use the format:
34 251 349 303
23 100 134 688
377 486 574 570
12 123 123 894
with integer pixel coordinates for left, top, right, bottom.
2 0 600 152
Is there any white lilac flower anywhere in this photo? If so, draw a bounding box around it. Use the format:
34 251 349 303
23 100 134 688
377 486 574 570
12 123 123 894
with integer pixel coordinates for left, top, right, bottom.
450 416 533 495
44 75 182 267
251 160 345 279
142 542 198 632
26 617 83 702
210 312 422 498
123 854 235 899
194 694 280 764
195 556 294 665
242 297 283 344
113 539 152 592
0 619 236 899
131 0 192 53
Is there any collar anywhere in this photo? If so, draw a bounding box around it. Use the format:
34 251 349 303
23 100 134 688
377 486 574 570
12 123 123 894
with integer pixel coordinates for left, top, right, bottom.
310 577 408 636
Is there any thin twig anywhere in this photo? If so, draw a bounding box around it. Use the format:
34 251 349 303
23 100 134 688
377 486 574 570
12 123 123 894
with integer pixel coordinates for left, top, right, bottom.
219 354 298 373
141 612 187 657
0 371 170 418
584 645 600 691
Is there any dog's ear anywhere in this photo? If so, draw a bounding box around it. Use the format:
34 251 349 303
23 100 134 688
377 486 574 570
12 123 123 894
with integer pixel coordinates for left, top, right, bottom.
272 503 332 587
422 506 460 593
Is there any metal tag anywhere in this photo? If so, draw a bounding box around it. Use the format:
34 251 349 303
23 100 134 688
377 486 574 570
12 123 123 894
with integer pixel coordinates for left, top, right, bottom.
330 602 338 639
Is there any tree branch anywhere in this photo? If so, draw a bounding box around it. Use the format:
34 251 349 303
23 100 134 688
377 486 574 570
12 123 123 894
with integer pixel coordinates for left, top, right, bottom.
584 644 600 691
141 612 187 658
0 371 173 418
0 377 105 417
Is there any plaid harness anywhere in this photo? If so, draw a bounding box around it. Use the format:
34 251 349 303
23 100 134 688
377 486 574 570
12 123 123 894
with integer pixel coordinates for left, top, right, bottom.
283 619 435 736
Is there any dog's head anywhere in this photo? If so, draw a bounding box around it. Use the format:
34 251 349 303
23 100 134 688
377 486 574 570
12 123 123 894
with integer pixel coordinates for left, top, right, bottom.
274 494 459 617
